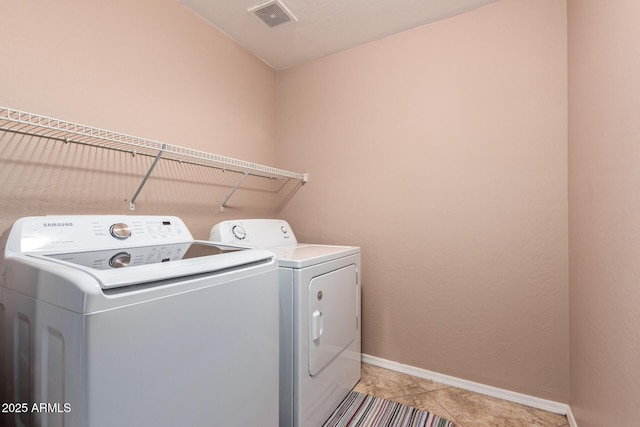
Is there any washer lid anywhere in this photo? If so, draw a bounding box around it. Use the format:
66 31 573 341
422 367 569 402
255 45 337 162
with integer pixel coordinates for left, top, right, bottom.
28 242 272 289
268 244 360 268
44 242 242 270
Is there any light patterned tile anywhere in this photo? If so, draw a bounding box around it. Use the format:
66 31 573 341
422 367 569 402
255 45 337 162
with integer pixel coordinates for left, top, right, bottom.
354 363 568 427
412 376 452 393
460 423 569 427
353 363 425 399
428 387 569 427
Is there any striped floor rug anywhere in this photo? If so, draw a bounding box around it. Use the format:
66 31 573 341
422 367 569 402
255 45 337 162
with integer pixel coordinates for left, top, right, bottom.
323 391 454 427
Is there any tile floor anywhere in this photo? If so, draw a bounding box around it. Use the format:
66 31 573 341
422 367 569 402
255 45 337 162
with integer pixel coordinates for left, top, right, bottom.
352 363 569 427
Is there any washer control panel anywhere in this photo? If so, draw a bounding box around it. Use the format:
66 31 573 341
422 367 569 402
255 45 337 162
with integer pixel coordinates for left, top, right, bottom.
9 215 193 253
210 219 297 248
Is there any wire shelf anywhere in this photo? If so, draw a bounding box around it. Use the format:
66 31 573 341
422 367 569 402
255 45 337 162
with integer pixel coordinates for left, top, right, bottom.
0 106 308 210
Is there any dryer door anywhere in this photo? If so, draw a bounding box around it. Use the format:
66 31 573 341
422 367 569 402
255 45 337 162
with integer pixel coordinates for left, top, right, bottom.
308 264 357 376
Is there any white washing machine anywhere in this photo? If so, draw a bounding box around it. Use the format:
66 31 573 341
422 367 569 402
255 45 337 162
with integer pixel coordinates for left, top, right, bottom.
210 219 361 427
0 215 279 427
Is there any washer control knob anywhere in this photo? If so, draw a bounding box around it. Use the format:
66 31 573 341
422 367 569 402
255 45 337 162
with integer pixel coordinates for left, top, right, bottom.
109 252 131 268
110 223 132 240
281 225 288 234
232 225 246 240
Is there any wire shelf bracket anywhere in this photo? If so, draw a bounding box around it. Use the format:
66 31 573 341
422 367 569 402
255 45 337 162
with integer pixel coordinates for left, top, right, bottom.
130 144 167 211
220 170 250 212
0 106 309 210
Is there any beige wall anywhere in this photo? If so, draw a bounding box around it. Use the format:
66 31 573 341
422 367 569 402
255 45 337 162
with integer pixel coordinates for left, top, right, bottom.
0 0 278 239
277 0 568 402
568 0 640 425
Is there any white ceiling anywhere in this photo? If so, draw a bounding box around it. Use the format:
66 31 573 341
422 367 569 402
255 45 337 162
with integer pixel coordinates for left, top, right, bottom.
179 0 500 70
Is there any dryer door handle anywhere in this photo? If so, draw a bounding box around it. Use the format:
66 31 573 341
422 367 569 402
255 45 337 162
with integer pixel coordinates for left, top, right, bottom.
311 310 324 341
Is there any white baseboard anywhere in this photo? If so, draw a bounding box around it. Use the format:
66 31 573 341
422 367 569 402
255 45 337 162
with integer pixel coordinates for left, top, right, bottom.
566 406 578 427
362 354 573 421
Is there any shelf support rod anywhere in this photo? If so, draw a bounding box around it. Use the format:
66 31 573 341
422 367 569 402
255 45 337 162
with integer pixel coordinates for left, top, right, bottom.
220 170 250 212
130 144 166 210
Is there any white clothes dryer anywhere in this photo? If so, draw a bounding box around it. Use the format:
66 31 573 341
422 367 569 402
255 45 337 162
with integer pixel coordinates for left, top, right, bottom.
210 219 361 427
0 215 279 427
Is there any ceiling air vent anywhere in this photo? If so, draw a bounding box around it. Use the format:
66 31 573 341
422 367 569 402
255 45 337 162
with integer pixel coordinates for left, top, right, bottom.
248 0 297 28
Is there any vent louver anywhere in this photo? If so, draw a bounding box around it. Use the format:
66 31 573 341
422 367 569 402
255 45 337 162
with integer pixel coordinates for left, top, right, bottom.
249 0 296 28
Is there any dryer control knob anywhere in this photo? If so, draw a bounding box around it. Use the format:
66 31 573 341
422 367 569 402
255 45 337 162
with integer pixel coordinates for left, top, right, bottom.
110 223 132 240
232 225 246 240
109 252 131 268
